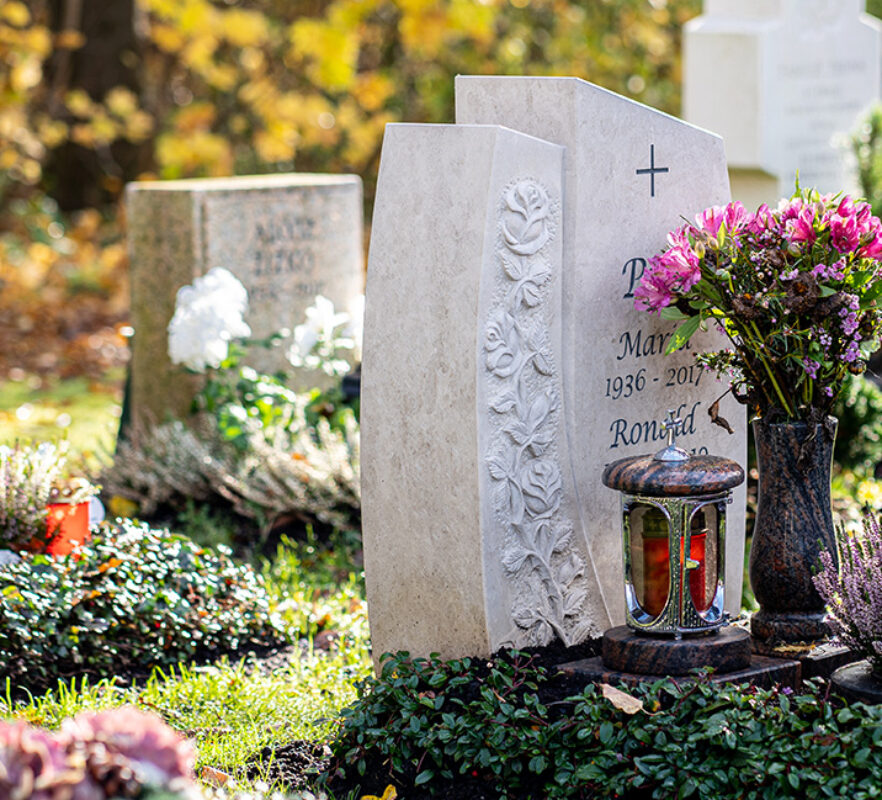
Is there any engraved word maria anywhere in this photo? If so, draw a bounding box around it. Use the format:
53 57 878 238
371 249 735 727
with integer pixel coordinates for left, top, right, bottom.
484 178 594 649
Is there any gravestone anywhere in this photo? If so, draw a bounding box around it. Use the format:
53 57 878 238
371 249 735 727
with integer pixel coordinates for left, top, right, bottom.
362 123 610 660
127 174 363 429
362 79 747 663
684 0 881 209
455 76 747 637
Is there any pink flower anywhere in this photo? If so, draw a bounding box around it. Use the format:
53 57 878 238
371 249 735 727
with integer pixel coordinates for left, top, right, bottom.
746 203 776 235
829 212 860 252
634 270 674 312
693 202 747 237
786 206 818 245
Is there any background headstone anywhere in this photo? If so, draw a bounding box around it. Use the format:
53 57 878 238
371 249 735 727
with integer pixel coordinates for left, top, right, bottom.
361 123 606 661
684 0 881 209
456 76 748 629
127 174 363 430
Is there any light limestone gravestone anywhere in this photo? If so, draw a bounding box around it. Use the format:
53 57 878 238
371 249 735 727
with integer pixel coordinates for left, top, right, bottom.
684 0 881 209
127 174 363 429
455 76 747 640
361 123 609 661
363 79 747 663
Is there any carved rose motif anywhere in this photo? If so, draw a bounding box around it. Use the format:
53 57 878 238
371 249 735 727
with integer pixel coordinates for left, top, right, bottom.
501 181 552 256
485 311 520 377
486 177 596 648
520 459 562 518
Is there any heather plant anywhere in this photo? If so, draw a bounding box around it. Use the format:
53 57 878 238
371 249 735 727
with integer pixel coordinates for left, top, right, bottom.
0 441 61 549
0 519 287 686
814 512 882 675
0 440 97 551
102 407 360 530
635 187 882 422
0 707 199 800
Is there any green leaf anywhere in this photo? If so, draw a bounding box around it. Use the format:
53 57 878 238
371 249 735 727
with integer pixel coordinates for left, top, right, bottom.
860 280 882 307
819 284 836 297
414 769 435 785
665 315 702 355
660 306 688 321
528 755 548 774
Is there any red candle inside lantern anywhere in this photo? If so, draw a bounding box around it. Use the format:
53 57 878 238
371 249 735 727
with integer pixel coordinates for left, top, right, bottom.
640 509 708 618
45 501 91 556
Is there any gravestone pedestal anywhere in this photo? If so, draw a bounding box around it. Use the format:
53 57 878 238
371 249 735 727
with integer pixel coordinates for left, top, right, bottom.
601 626 752 676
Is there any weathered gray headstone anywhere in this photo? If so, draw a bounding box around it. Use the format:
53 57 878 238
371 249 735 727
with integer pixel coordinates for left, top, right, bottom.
362 123 607 661
127 174 363 429
455 76 747 632
684 0 881 209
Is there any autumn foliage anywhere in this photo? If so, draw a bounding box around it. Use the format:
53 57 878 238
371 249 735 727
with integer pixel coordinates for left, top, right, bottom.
1 0 701 378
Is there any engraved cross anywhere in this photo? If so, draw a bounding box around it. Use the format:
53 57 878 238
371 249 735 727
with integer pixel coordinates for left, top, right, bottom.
636 144 669 198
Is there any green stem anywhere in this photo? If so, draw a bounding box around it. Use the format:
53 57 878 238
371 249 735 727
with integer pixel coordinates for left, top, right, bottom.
746 321 794 418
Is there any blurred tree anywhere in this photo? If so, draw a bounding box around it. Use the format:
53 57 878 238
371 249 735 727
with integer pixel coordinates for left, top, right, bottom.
44 0 149 209
131 0 700 212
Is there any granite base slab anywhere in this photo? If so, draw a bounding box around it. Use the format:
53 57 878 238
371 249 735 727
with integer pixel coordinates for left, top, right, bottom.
750 638 859 681
556 655 801 691
602 625 752 676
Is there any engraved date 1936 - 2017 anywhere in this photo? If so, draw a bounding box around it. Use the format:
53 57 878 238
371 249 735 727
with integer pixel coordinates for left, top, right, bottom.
604 363 703 401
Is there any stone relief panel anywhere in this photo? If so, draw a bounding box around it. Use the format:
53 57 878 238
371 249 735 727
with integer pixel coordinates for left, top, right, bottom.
484 179 597 647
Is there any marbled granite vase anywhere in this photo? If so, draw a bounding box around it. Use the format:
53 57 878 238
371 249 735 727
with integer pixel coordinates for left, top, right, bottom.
749 418 837 644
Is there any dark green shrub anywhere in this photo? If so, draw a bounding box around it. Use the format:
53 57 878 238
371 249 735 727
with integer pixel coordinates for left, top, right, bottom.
326 651 882 799
0 520 287 686
833 374 882 475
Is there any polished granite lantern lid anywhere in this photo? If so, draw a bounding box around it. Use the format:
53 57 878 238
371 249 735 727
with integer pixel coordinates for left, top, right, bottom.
602 409 744 497
602 453 744 496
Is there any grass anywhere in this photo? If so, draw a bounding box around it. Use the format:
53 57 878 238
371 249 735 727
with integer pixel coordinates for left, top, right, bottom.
0 532 372 796
0 368 124 472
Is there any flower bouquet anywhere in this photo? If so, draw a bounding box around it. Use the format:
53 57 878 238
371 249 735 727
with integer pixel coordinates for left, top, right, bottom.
635 187 882 423
636 186 882 643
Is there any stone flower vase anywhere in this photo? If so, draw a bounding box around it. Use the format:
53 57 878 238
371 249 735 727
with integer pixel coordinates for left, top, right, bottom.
749 418 837 644
831 660 882 705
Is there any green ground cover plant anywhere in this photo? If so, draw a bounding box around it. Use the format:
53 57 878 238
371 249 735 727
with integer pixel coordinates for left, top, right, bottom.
0 520 286 688
326 652 882 800
1 531 371 796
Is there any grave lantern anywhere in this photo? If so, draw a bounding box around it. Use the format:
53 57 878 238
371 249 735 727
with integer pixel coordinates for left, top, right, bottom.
602 410 744 638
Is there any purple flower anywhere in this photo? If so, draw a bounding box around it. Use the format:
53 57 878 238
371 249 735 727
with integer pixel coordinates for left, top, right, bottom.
814 513 882 675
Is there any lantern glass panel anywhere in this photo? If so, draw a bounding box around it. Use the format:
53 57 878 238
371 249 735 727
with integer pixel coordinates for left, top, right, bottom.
628 503 670 619
688 503 720 614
